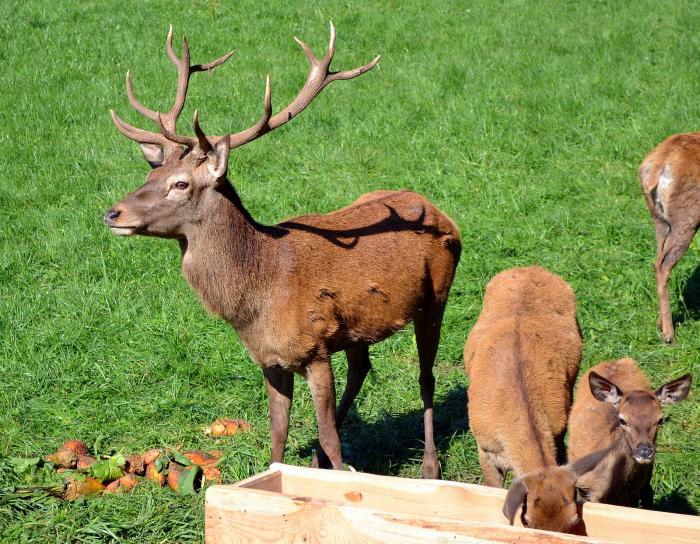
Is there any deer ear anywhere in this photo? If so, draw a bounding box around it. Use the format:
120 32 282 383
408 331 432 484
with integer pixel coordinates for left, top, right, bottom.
589 371 622 404
139 143 165 168
206 136 231 180
503 477 528 526
656 373 692 405
569 446 611 479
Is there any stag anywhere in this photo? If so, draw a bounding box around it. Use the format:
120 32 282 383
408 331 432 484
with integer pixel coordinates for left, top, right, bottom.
104 24 461 477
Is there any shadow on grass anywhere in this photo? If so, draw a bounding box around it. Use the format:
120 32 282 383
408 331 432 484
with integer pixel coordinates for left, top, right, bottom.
675 265 700 326
298 385 469 476
653 489 699 515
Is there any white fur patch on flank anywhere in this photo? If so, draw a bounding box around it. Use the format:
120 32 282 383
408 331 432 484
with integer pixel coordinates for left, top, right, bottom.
657 165 673 215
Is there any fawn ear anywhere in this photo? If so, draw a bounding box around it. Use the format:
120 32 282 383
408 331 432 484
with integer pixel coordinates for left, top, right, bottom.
570 446 611 479
656 373 692 405
503 477 528 526
139 143 165 168
206 136 230 180
589 371 623 405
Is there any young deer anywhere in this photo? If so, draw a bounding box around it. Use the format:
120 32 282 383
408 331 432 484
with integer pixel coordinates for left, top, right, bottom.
465 266 606 532
104 25 461 477
639 133 700 343
568 358 691 507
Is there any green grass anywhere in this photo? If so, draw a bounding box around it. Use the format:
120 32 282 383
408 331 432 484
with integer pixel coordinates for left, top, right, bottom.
1 0 699 540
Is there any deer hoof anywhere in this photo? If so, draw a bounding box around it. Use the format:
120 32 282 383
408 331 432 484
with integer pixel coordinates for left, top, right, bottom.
421 458 441 480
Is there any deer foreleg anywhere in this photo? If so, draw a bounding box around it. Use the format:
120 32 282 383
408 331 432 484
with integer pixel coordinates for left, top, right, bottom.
304 357 344 470
263 366 294 463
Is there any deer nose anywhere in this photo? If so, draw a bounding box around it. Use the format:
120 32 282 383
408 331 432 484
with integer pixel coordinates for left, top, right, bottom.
637 444 654 459
104 209 121 225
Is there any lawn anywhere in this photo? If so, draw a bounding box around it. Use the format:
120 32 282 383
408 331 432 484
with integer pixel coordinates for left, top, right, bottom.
1 0 699 541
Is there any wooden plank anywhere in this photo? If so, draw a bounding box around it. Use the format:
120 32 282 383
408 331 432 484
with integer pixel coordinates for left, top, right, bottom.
205 464 700 544
205 485 606 544
235 466 281 492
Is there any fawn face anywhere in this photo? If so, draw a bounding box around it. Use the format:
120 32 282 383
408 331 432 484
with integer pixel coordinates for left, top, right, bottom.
588 371 691 464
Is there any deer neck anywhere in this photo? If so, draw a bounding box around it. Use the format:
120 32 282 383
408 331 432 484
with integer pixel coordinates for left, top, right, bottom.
179 182 278 330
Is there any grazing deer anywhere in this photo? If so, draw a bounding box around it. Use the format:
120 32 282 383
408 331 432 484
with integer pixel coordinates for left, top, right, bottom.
639 134 700 343
568 358 692 507
465 266 606 532
104 24 461 477
502 448 612 533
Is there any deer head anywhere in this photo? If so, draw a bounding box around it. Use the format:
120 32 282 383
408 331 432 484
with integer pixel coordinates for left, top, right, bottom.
588 371 692 464
503 447 611 533
104 24 380 238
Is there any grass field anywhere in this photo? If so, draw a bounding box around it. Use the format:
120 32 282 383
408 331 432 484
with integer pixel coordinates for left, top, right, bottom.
1 0 699 541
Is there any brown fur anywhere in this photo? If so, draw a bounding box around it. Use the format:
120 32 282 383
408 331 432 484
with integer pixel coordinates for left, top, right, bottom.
106 140 461 477
639 132 700 343
568 358 692 507
465 266 593 533
105 27 459 477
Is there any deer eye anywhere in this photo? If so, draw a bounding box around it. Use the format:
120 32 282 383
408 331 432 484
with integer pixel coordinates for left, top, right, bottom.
174 181 189 190
618 417 627 427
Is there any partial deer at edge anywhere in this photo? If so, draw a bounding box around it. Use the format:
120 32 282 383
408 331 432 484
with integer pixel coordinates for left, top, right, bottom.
104 24 461 477
639 133 700 343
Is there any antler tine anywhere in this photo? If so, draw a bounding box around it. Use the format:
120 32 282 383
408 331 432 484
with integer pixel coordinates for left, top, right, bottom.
229 75 272 149
322 21 336 66
192 110 213 153
110 110 170 147
156 112 197 148
293 36 320 66
125 70 160 122
165 24 179 67
193 49 236 73
225 23 379 150
327 54 381 82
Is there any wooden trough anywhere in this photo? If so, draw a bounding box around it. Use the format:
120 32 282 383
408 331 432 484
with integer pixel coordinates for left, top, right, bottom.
205 463 700 543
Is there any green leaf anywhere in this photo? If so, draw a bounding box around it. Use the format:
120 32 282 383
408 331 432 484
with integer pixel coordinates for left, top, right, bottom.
176 465 201 496
89 454 126 482
170 450 191 467
154 452 170 473
8 457 41 475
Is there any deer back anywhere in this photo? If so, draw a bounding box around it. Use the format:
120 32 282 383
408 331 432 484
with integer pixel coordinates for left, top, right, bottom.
465 266 582 475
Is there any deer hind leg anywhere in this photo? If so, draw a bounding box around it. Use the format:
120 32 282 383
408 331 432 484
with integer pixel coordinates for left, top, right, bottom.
313 345 371 469
263 366 294 464
304 357 344 470
414 304 447 479
654 220 695 343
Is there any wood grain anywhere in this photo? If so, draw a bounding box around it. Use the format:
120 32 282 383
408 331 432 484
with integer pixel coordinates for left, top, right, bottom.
205 464 700 544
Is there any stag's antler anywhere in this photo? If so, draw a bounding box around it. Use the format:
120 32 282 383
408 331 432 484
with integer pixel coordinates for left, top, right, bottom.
111 23 380 156
223 22 380 149
111 25 234 152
